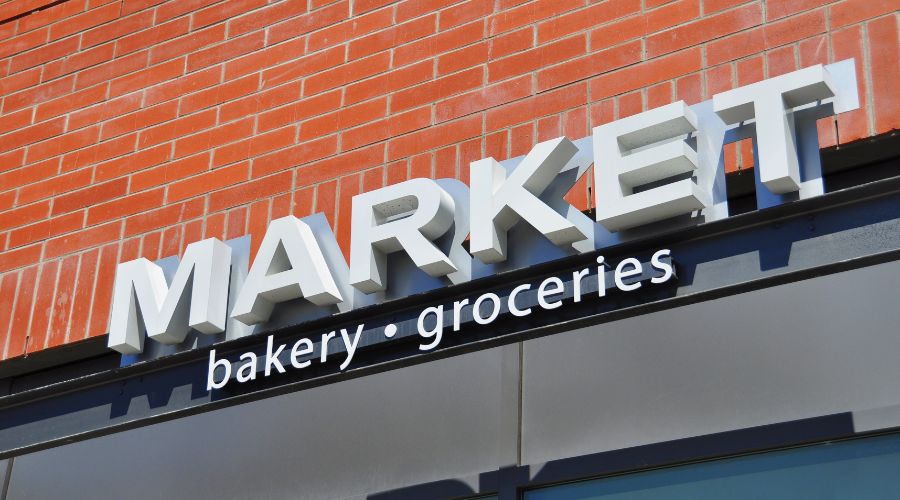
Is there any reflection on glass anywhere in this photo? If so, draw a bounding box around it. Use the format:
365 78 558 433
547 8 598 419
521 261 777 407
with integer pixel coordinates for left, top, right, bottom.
526 433 900 499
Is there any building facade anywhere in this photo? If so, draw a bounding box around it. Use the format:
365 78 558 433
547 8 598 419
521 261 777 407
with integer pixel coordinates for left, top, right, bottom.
0 0 898 498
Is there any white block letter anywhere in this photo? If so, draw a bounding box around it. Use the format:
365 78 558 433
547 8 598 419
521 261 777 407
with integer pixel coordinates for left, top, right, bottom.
231 216 343 325
470 137 587 263
714 64 837 193
349 178 460 293
108 238 232 354
594 101 708 232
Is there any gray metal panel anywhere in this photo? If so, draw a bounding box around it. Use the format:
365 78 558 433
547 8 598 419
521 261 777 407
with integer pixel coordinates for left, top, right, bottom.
6 347 510 500
522 260 900 467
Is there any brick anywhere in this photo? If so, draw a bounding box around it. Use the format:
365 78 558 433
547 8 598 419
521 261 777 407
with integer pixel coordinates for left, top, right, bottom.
707 27 765 66
45 221 121 259
251 135 338 177
300 98 387 141
149 24 226 66
589 47 702 100
868 15 900 135
225 206 248 239
48 2 119 41
131 152 212 192
45 254 80 348
393 20 485 68
393 67 484 112
52 178 127 216
61 134 136 172
646 3 762 58
0 108 33 135
348 14 436 60
116 17 190 57
0 117 65 154
314 179 337 229
0 27 47 60
65 248 99 342
489 34 585 83
304 51 391 96
490 27 533 59
537 39 640 91
9 36 79 74
644 0 701 34
74 50 148 91
94 144 171 181
8 211 84 249
34 84 107 122
510 122 535 157
335 172 360 255
437 75 532 122
0 272 18 358
192 0 268 30
766 45 797 78
168 161 249 202
87 242 118 338
17 0 87 35
3 76 74 114
208 170 293 212
307 6 392 53
100 101 179 141
157 0 221 23
219 84 298 127
187 31 265 72
174 118 255 158
703 0 754 14
345 60 433 105
256 90 342 132
799 34 829 67
353 0 392 15
830 0 896 29
109 58 185 98
676 72 703 105
488 0 584 36
138 109 217 149
395 0 455 22
266 1 349 45
121 0 166 15
204 212 226 239
736 55 764 85
438 41 489 76
81 10 154 49
537 0 639 43
181 74 260 116
0 158 59 194
0 68 41 96
292 186 314 217
342 106 433 151
0 201 50 232
5 264 37 356
295 143 385 185
124 198 205 236
214 125 297 167
25 259 59 354
86 188 164 225
765 8 827 49
487 81 588 131
388 114 482 160
247 199 269 258
43 43 116 83
145 67 221 107
766 0 829 21
27 127 99 165
227 0 309 37
258 45 345 89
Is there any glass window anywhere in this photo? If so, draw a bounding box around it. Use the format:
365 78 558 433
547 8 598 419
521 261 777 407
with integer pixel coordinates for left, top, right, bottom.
526 433 900 499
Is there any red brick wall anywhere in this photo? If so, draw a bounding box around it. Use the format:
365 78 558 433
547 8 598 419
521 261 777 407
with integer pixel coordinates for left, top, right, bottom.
0 0 896 361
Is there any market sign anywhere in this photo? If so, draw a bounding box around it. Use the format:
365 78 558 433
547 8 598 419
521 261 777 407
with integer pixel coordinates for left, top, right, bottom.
106 61 860 378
